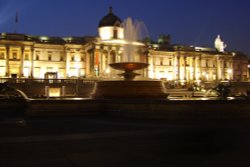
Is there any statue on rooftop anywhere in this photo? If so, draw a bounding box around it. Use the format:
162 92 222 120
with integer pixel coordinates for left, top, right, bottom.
214 35 227 52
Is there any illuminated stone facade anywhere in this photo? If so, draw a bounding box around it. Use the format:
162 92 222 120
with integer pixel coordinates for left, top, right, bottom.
0 34 93 79
148 45 249 83
0 8 248 83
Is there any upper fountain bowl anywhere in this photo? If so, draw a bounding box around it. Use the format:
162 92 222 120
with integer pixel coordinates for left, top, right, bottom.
109 62 149 72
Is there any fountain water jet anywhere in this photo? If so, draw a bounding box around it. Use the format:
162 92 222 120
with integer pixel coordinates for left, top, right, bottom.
122 17 149 62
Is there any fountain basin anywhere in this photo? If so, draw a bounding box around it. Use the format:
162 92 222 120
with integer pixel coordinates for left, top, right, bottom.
109 62 149 81
91 80 168 99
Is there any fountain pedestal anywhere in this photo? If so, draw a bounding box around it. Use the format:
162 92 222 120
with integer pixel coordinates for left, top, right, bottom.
92 80 168 99
91 62 168 99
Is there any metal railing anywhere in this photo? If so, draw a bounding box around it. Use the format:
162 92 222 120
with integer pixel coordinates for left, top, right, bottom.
0 78 97 85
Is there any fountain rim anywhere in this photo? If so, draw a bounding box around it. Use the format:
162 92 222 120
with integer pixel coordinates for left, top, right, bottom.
109 62 149 71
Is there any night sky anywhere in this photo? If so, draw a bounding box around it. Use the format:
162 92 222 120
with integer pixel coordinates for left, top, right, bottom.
0 0 250 56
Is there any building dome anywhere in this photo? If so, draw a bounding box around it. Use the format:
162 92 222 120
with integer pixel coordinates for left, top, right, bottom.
98 7 122 27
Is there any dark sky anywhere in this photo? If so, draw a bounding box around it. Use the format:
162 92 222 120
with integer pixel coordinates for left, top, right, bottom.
0 0 250 56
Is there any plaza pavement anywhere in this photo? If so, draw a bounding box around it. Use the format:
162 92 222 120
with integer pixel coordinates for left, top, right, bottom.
1 115 250 167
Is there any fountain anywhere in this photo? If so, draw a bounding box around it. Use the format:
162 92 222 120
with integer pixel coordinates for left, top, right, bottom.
92 17 168 99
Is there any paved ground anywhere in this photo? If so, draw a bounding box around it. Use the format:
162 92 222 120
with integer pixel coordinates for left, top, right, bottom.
1 115 250 167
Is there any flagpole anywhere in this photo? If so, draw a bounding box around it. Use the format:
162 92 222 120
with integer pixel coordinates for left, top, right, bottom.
14 12 18 33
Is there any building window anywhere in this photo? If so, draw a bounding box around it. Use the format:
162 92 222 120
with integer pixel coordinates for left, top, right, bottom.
60 55 64 61
59 68 65 78
213 62 216 67
224 62 227 68
71 56 74 61
34 67 41 78
0 53 4 59
169 59 172 66
160 57 163 66
23 67 29 77
13 52 17 59
206 60 209 67
113 29 118 39
35 51 40 60
185 58 189 66
110 51 116 63
75 55 81 62
48 52 52 61
48 54 52 61
25 54 29 60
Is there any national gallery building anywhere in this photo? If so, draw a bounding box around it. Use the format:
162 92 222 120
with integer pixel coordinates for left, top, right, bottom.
0 8 248 84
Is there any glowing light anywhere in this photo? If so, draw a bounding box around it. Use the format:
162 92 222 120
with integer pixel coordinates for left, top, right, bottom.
148 71 154 79
23 61 31 67
167 73 173 80
101 39 144 46
0 66 5 76
75 55 81 62
49 88 61 97
105 68 110 74
227 69 232 74
23 68 29 77
40 36 49 41
99 27 124 40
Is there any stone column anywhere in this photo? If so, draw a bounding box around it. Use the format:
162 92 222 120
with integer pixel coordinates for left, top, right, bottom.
183 56 186 80
94 50 100 77
107 50 112 78
64 47 69 78
30 47 34 78
5 46 9 77
177 55 181 81
85 51 90 76
100 49 103 75
193 56 196 80
20 47 25 77
221 59 224 80
199 55 202 79
151 54 154 66
173 54 176 80
229 60 233 80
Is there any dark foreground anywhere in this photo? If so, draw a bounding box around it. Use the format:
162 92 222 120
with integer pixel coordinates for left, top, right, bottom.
1 114 250 167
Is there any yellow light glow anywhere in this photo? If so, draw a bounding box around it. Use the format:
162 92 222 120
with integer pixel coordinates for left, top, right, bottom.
99 27 124 40
40 36 49 41
166 73 173 80
23 61 31 67
105 68 110 74
227 69 232 74
148 70 154 79
101 39 144 46
49 88 61 97
0 66 5 76
99 27 112 40
23 68 29 77
75 55 81 62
